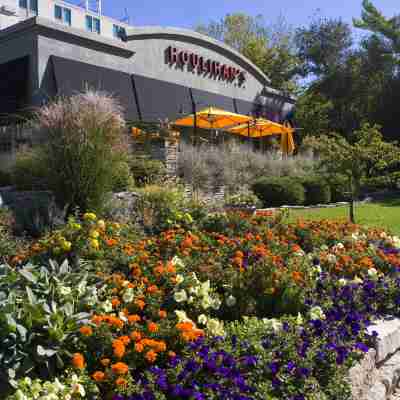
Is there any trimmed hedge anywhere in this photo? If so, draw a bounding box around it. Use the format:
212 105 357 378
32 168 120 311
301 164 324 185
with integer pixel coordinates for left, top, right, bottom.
251 177 306 207
302 177 331 205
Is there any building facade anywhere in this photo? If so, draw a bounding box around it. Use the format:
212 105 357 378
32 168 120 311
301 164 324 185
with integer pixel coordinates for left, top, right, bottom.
0 0 295 125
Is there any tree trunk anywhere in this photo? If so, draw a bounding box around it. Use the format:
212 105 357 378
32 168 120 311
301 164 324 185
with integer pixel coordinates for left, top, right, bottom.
349 199 355 224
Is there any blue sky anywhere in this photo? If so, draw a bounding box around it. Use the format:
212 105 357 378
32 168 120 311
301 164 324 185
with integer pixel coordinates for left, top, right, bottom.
90 0 399 32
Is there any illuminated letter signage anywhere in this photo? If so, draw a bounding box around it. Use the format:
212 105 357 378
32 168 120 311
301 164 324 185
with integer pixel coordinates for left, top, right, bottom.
165 46 246 86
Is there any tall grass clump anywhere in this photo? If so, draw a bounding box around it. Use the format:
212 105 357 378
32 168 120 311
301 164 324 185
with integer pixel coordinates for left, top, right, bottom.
178 141 316 196
35 90 129 213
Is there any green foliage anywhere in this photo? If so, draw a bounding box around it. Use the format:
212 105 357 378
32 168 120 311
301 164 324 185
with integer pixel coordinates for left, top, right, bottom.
0 170 12 187
327 174 349 202
136 184 189 234
224 190 262 208
12 151 48 191
252 177 306 207
302 176 331 205
0 209 17 263
0 260 98 386
128 156 166 187
295 17 353 76
303 124 400 221
196 13 300 94
35 90 129 214
294 92 334 138
111 161 135 192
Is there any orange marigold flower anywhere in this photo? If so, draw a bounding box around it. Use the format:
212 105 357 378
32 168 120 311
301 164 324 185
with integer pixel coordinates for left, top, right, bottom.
153 340 167 352
135 299 146 310
153 264 164 275
166 262 176 274
92 371 106 382
119 336 131 345
111 298 121 308
145 350 157 363
135 342 144 353
105 238 118 247
91 315 103 326
115 377 128 386
79 326 93 336
112 339 126 358
158 310 167 319
182 329 204 342
168 351 176 358
128 314 141 324
176 322 195 332
147 285 158 294
130 330 142 341
100 358 111 367
147 322 159 333
71 353 85 369
111 362 129 375
291 271 303 283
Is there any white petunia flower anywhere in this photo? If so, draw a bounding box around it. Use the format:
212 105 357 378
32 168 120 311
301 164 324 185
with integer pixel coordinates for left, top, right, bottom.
122 288 135 303
101 300 113 313
198 314 208 325
309 306 326 320
262 318 283 332
367 268 378 279
175 274 184 284
174 289 188 303
338 278 347 287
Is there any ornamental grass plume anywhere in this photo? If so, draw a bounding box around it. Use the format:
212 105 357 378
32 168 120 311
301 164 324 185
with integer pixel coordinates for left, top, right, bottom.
34 89 130 214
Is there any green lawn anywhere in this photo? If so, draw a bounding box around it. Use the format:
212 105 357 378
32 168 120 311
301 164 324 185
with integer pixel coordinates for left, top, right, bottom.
287 197 400 235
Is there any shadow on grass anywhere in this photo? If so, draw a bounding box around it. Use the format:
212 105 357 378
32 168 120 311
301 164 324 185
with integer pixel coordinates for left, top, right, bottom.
377 196 400 207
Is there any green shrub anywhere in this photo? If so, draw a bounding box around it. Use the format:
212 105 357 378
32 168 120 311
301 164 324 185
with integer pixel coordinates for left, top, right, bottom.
111 160 135 192
251 177 306 207
327 174 349 202
12 151 48 191
136 184 187 233
129 156 166 187
0 170 12 187
302 176 331 205
35 90 129 213
224 190 262 208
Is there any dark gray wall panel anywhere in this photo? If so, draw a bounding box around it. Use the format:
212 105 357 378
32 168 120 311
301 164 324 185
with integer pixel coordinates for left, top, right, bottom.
190 88 235 113
51 56 138 120
0 56 29 120
132 74 192 122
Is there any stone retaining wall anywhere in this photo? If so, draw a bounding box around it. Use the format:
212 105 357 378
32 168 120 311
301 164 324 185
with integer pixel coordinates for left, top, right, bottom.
350 318 400 399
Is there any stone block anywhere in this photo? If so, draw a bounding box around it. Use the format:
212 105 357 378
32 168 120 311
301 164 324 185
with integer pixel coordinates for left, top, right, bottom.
368 318 400 364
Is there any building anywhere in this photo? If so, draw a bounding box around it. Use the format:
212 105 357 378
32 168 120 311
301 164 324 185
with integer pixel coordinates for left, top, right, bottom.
0 0 295 125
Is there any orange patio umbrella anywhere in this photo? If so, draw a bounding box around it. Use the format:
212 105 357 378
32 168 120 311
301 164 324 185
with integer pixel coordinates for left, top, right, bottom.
173 107 253 130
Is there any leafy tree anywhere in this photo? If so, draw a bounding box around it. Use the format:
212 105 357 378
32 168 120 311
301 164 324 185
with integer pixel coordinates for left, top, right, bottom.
353 0 400 55
295 17 353 77
303 124 399 223
196 14 300 94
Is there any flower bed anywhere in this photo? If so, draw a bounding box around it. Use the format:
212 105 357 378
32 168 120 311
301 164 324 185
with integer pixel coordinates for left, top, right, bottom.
3 211 400 399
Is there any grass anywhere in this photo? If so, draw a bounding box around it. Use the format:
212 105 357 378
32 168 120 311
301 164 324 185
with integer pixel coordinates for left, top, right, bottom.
287 197 400 235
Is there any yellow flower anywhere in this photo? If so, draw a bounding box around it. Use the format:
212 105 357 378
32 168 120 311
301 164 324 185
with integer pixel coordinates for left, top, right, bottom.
97 220 106 230
83 213 97 221
61 241 72 252
89 239 100 250
89 230 100 239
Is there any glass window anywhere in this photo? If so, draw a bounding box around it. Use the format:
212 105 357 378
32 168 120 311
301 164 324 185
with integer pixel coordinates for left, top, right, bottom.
113 24 119 38
19 0 27 8
29 0 38 14
54 5 62 20
63 8 71 25
93 18 100 34
85 15 92 32
113 24 126 39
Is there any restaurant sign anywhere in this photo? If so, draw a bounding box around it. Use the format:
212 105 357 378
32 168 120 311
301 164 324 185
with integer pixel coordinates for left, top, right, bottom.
165 46 246 86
